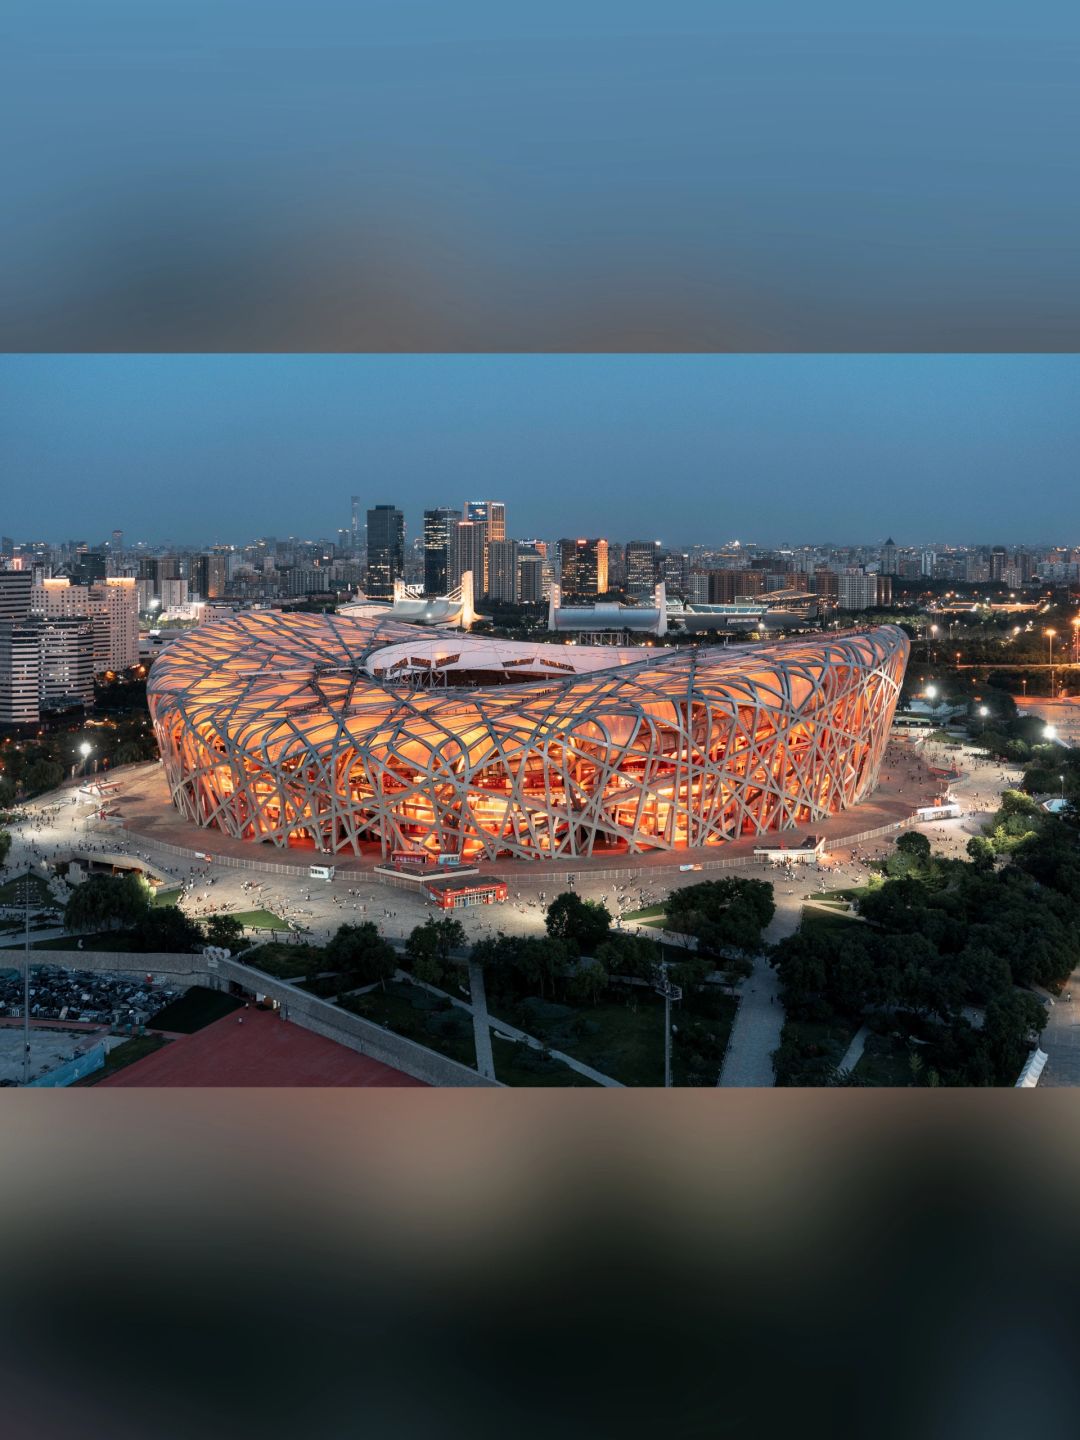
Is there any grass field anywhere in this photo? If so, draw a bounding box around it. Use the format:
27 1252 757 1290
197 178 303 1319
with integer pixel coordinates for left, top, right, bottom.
151 889 181 907
243 942 323 979
72 1033 169 1086
149 986 243 1033
229 908 287 930
853 1032 915 1086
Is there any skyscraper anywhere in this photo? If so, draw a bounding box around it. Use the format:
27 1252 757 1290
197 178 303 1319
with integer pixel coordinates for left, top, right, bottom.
624 541 661 598
365 505 405 598
486 539 520 603
423 507 459 595
449 520 486 593
351 495 363 553
464 501 506 591
559 539 608 598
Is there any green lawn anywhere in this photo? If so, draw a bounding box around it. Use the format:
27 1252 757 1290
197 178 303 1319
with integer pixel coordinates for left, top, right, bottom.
151 888 181 907
340 981 477 1068
149 986 243 1033
799 906 861 935
72 1033 169 1085
621 903 667 922
491 1033 599 1086
852 1032 916 1086
803 886 870 903
243 942 324 980
507 991 667 1086
229 908 287 930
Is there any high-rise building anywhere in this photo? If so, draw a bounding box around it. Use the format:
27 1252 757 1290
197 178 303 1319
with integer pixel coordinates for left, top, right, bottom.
660 550 690 600
449 520 486 593
39 617 95 711
464 500 506 541
991 546 1008 582
365 505 405 598
0 621 42 724
880 538 898 575
89 577 139 671
190 553 227 600
517 546 544 604
625 541 661 598
559 539 608 598
0 571 33 622
423 507 459 595
351 496 363 553
486 539 519 603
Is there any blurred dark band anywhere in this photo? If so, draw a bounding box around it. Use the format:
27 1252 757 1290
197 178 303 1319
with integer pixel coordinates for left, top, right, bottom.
2 1093 1079 1439
1 1 1078 351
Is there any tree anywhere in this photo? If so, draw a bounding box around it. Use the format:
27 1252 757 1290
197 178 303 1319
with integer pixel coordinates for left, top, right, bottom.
203 913 247 953
665 878 775 957
325 921 397 986
0 777 16 809
0 830 10 868
966 836 995 871
64 872 150 933
544 892 612 954
21 759 64 797
405 916 466 986
569 959 609 1006
130 905 206 954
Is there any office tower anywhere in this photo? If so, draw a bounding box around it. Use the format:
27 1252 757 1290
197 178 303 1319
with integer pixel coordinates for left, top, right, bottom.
880 538 898 574
517 547 544 604
837 571 878 611
486 539 520 603
688 569 710 605
74 550 108 586
159 577 189 610
876 576 893 607
0 621 42 724
991 546 1008 582
111 529 124 553
708 569 766 603
624 541 661 598
89 577 139 671
31 577 90 617
464 500 506 541
39 617 95 711
559 539 608 597
463 501 505 589
190 553 227 600
811 568 839 602
0 570 33 622
659 550 690 600
449 520 486 593
423 507 459 594
351 496 363 552
365 505 405 598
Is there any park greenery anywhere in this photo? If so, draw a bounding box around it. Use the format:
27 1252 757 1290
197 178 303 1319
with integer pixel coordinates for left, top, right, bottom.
62 873 253 955
772 795 1080 1086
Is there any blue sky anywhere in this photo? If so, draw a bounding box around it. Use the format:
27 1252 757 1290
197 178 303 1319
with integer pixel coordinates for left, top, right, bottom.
1 355 1076 547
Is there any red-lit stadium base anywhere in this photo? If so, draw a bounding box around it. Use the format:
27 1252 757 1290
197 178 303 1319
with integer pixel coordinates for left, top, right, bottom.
107 743 942 877
101 1007 425 1087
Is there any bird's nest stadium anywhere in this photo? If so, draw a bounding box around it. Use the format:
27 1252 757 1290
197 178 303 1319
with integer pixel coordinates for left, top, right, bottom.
147 613 909 863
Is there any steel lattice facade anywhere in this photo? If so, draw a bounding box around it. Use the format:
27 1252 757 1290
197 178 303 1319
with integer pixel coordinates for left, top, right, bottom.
148 613 909 861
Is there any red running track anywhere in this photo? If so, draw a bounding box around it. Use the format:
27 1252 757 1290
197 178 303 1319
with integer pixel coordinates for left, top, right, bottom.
101 1007 426 1087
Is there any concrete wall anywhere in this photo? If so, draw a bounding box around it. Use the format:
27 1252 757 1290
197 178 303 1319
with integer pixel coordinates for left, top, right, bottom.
26 949 497 1087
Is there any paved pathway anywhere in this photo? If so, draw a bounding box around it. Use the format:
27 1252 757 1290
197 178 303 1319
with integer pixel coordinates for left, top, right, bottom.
1033 978 1080 1086
837 1025 869 1074
466 960 496 1081
717 902 799 1087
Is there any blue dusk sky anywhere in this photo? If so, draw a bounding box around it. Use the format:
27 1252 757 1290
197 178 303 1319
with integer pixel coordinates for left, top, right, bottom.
0 354 1077 548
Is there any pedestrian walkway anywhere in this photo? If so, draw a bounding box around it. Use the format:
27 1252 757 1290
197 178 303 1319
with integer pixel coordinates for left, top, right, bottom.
467 960 496 1081
717 903 799 1087
836 1025 869 1074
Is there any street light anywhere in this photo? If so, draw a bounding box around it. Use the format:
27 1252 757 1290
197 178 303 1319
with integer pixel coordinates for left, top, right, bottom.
78 741 91 778
1045 628 1056 696
1044 725 1058 742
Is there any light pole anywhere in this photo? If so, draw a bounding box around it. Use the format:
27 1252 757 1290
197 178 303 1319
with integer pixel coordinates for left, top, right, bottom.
79 741 92 778
14 871 33 1085
653 960 682 1088
1045 628 1056 697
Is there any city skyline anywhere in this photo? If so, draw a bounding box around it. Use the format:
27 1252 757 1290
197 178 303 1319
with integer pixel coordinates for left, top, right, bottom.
2 354 1079 545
